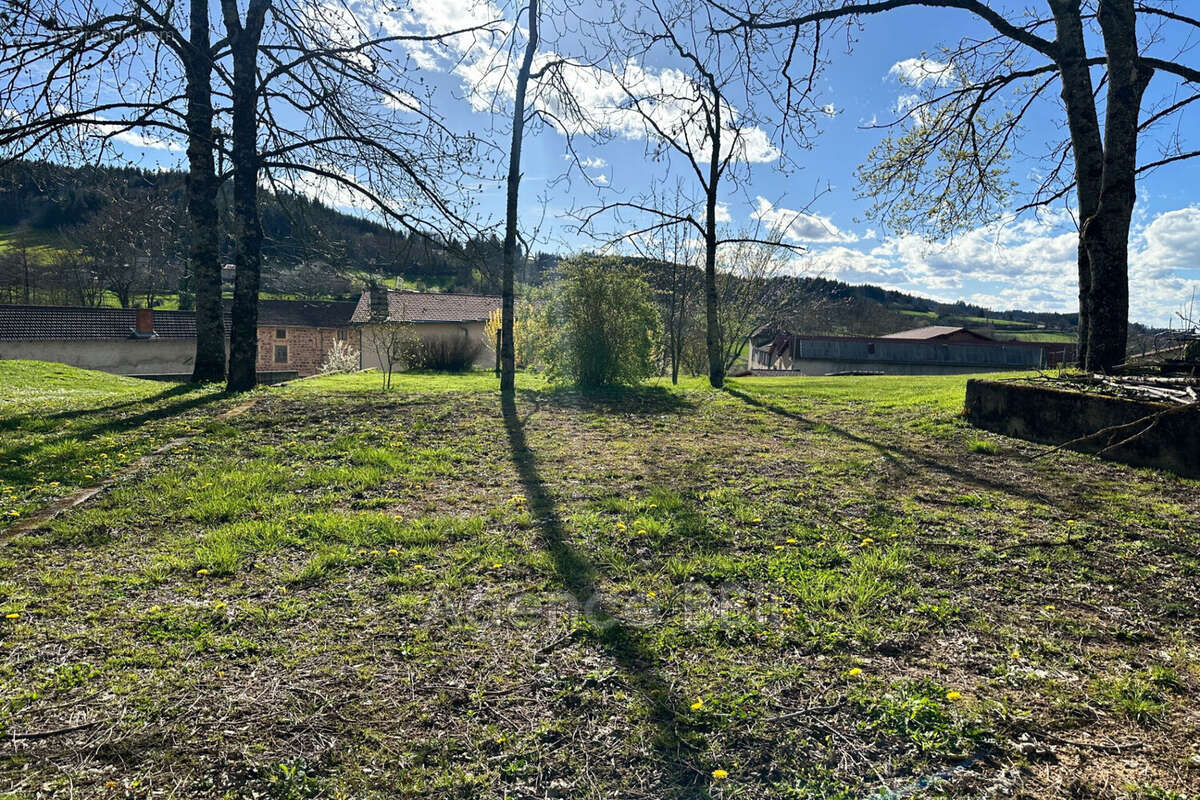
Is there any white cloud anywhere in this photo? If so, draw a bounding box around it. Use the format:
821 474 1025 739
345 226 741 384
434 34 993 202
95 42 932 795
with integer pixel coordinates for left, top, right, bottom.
751 197 856 243
374 0 779 164
580 156 607 168
110 128 184 152
888 57 955 87
715 202 731 223
821 103 836 117
791 206 1200 325
594 173 609 186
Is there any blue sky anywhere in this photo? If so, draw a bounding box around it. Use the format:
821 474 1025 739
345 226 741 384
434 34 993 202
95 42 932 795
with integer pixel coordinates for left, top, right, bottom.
97 0 1200 326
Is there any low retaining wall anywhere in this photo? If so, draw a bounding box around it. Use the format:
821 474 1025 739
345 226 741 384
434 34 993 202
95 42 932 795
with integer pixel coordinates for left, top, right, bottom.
964 379 1200 478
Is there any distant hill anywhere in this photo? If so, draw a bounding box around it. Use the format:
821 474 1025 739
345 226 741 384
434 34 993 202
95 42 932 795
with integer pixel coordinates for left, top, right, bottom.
0 159 1104 344
0 160 498 296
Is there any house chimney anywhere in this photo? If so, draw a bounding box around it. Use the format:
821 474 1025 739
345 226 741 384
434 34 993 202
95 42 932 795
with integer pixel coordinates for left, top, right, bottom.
134 308 155 337
369 283 389 323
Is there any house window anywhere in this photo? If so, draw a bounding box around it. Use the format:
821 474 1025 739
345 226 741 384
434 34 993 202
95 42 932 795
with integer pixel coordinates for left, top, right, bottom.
275 328 287 339
867 343 876 355
274 345 288 364
337 329 347 341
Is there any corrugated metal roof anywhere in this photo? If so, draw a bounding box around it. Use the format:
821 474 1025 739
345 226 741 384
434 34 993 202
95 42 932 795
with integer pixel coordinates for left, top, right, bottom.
350 290 501 324
881 325 993 341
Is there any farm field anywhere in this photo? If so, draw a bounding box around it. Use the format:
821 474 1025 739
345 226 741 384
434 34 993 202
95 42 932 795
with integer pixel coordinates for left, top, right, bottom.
0 361 1197 799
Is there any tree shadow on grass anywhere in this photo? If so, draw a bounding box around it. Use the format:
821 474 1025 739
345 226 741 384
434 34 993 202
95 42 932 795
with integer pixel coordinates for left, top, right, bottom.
0 386 229 484
721 386 1064 508
501 391 709 799
535 382 695 417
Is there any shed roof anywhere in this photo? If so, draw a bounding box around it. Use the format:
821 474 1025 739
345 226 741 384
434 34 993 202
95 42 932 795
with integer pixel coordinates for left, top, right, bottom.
881 325 994 341
350 290 501 324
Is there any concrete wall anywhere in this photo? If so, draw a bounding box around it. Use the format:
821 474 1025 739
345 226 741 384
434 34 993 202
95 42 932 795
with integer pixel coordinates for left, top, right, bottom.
0 338 197 376
965 379 1200 478
359 321 493 371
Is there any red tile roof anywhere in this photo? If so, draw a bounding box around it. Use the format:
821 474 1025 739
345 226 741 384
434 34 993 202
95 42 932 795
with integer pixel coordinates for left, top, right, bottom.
350 290 501 324
0 305 201 341
0 300 358 341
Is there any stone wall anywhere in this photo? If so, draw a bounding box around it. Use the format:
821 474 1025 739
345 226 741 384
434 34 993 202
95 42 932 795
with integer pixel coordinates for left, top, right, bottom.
965 379 1200 478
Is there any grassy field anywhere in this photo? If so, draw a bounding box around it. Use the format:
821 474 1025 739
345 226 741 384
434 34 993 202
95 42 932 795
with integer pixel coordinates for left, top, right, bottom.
0 361 1197 799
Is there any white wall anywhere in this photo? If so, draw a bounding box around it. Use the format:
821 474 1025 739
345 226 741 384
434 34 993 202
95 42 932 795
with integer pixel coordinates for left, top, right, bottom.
359 322 494 371
0 339 197 376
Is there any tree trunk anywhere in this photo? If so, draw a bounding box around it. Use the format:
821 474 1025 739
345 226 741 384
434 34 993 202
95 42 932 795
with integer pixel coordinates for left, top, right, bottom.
186 0 226 383
705 102 724 389
221 0 269 392
500 0 538 395
1048 0 1104 368
1083 0 1151 372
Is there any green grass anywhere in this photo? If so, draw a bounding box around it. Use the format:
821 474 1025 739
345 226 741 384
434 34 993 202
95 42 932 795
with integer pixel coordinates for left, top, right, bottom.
998 330 1079 343
0 363 1197 798
0 360 229 527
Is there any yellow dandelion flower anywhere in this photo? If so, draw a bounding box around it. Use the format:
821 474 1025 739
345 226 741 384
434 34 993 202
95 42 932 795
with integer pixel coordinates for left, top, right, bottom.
786 538 797 544
646 591 657 598
5 613 18 620
712 769 728 780
690 698 705 711
773 545 784 550
196 568 209 576
1010 650 1021 659
945 690 962 701
492 562 503 568
848 667 863 677
860 537 874 546
752 517 762 523
413 564 425 570
388 548 399 555
1043 604 1055 611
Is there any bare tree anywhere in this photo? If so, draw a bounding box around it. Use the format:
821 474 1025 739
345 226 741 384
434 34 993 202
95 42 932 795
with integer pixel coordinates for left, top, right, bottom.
710 0 1200 371
714 231 798 372
0 0 229 380
629 182 703 383
576 0 819 387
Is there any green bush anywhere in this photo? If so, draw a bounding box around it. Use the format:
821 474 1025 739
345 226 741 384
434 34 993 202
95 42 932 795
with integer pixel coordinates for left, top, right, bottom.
544 257 662 387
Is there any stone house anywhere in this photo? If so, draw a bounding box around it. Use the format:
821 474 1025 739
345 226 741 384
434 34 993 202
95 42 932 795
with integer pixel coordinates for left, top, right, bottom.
251 300 359 377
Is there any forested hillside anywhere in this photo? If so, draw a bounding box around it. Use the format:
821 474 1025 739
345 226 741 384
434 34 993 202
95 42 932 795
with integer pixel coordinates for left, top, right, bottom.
1 160 1082 343
0 161 513 305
